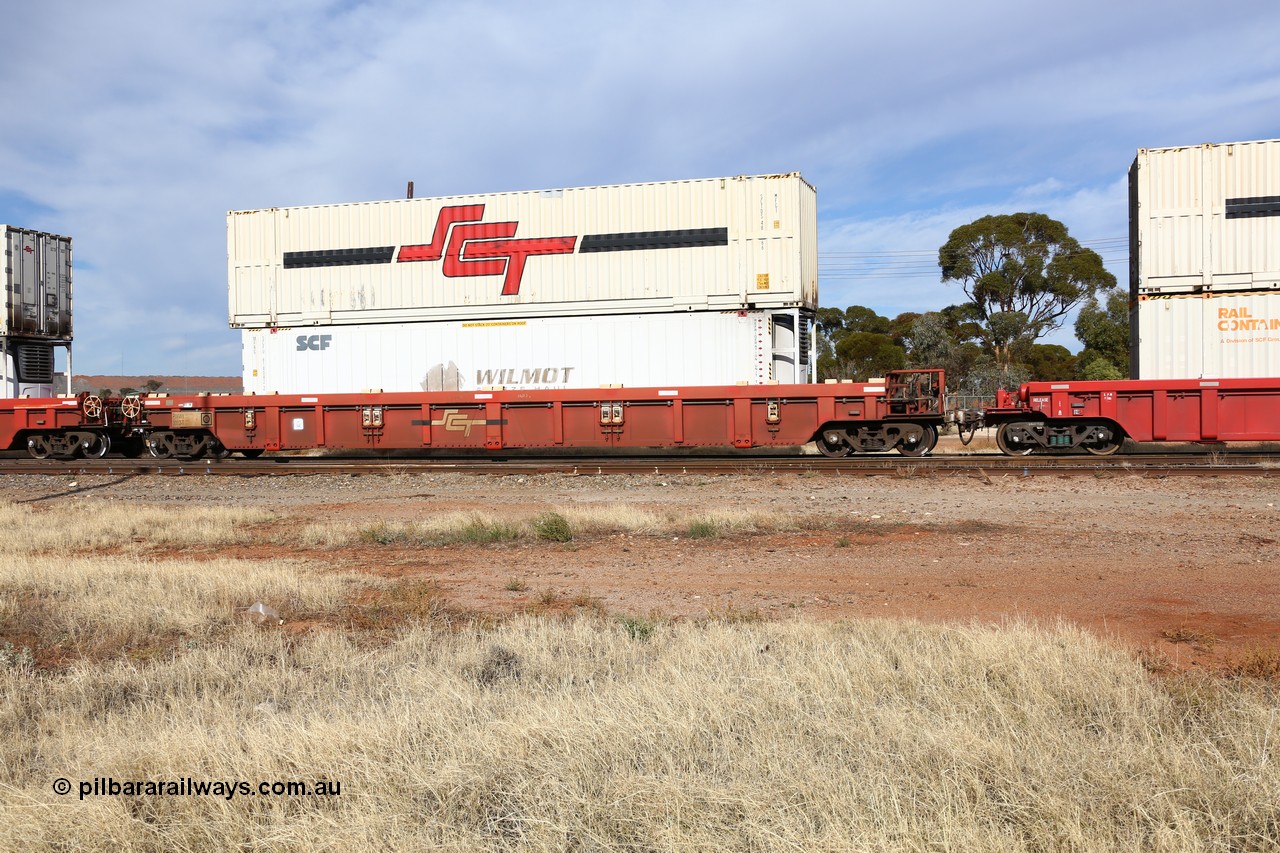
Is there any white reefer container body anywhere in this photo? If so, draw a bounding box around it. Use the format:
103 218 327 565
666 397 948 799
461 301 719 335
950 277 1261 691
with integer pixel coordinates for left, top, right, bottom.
228 174 817 327
2 225 72 339
1129 140 1280 295
243 309 812 395
1133 292 1280 379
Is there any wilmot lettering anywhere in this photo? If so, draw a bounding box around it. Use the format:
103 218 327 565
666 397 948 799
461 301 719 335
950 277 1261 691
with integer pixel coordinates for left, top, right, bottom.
475 367 575 386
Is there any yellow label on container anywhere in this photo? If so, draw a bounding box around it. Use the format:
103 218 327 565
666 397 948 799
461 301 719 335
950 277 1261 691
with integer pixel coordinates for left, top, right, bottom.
756 274 770 290
773 220 781 229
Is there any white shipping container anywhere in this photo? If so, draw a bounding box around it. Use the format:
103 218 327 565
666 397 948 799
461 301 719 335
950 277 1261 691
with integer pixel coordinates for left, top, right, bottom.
2 225 72 339
1133 292 1280 379
228 174 817 328
243 309 812 395
1129 139 1280 295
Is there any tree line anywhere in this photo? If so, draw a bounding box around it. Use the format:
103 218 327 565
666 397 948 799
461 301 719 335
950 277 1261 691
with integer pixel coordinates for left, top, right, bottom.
817 212 1129 398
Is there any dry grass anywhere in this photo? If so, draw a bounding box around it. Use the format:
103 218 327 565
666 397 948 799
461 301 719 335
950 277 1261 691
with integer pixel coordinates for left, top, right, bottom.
2 614 1279 851
2 502 1279 850
297 503 827 549
0 554 367 666
0 501 274 554
1162 626 1220 651
298 511 522 548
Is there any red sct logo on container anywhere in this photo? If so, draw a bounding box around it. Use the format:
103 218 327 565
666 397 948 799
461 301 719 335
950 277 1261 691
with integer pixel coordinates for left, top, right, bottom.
396 205 577 295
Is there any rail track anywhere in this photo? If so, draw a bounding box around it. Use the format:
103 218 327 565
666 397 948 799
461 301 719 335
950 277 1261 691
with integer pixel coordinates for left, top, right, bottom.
0 452 1275 478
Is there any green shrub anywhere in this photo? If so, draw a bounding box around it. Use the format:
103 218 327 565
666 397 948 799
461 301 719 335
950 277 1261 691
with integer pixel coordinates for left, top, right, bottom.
532 512 573 542
619 616 655 642
686 519 719 539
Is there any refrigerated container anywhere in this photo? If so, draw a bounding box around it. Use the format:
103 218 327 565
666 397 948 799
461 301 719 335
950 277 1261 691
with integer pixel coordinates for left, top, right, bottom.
242 308 813 395
1132 291 1280 379
2 225 72 339
1 226 72 396
228 174 817 327
1129 139 1280 295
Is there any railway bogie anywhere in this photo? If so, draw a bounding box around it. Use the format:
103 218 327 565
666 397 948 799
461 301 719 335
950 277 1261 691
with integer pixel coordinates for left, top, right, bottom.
816 422 938 457
144 431 222 460
991 421 1123 456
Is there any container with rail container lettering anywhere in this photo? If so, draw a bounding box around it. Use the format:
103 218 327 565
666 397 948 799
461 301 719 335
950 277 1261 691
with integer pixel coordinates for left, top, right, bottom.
244 308 812 395
1129 139 1280 296
1 225 73 397
1132 291 1280 379
227 173 817 328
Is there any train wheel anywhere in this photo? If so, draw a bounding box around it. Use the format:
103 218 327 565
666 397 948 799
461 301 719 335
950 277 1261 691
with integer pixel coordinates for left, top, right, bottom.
83 433 111 459
27 435 52 460
898 424 937 457
148 433 176 459
1084 437 1122 456
208 440 232 460
239 448 265 459
816 430 853 458
996 424 1035 456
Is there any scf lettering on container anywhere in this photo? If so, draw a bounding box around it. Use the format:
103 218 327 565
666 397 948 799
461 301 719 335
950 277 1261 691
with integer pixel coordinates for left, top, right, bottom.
296 335 333 351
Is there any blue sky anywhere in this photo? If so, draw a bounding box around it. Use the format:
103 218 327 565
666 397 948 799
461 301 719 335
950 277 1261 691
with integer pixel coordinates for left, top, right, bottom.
2 0 1277 376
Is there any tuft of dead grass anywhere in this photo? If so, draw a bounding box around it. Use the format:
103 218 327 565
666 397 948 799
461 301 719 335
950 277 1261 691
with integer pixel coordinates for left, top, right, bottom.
1162 626 1220 651
1227 644 1280 680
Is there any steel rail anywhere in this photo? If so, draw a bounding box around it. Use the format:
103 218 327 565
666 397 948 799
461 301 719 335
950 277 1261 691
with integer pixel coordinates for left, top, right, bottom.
0 453 1275 478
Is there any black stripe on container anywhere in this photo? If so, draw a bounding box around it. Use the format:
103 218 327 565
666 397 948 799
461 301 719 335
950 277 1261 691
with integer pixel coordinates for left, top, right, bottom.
283 246 395 268
578 227 728 253
1226 196 1280 219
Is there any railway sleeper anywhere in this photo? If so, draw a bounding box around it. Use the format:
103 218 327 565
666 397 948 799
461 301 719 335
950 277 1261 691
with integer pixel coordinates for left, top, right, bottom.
995 420 1123 456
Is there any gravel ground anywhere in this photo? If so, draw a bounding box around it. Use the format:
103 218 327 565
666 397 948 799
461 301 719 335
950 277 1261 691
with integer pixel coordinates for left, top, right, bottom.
4 468 1277 672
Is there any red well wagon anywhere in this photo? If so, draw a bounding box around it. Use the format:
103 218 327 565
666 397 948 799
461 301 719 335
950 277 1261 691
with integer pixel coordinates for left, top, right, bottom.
0 370 948 460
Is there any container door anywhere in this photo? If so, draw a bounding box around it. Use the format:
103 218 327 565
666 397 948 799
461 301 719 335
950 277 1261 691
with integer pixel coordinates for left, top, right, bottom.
4 231 71 338
9 230 39 334
44 235 71 337
771 311 796 383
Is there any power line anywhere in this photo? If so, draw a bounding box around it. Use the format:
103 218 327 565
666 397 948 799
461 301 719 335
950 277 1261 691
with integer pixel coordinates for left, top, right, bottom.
819 237 1126 259
818 238 1128 281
